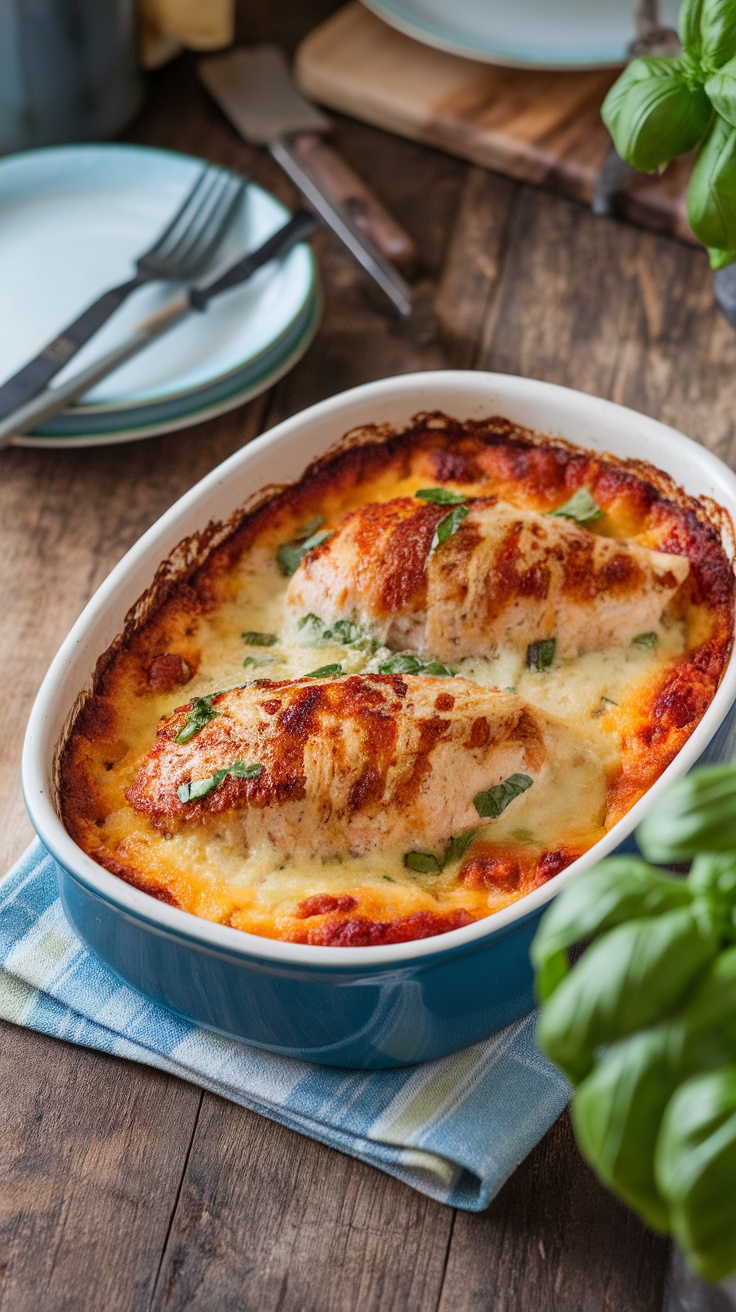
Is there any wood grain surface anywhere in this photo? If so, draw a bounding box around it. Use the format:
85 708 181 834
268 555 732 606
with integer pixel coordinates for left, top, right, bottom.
296 3 697 245
3 0 735 1307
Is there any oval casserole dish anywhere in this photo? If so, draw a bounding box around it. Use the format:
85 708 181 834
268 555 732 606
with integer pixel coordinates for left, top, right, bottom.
22 372 736 1068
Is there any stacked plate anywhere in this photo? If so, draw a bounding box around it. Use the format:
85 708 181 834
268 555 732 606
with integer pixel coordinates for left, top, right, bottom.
361 0 680 68
0 145 321 448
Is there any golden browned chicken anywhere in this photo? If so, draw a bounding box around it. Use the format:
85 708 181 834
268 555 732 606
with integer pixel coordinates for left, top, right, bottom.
127 674 605 859
285 497 690 659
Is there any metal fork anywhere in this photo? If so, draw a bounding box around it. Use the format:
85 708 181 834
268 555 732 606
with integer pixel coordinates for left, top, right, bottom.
0 164 245 420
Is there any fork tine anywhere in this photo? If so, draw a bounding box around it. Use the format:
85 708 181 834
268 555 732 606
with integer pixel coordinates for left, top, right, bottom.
154 171 232 270
139 165 212 262
146 170 225 267
172 176 244 277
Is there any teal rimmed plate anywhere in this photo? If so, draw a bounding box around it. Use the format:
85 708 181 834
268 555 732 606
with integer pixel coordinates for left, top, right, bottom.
0 145 320 444
361 0 679 69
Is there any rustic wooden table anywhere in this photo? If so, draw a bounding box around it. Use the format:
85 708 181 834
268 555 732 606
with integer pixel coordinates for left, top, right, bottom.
3 3 734 1308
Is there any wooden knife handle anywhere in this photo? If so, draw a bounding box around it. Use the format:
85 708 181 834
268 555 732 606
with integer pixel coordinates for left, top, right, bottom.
290 133 417 275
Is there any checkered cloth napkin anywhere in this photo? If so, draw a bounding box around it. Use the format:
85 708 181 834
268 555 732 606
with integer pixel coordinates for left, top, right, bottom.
0 841 571 1209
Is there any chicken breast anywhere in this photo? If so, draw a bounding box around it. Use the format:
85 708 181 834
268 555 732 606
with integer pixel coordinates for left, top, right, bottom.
285 497 690 660
127 674 606 859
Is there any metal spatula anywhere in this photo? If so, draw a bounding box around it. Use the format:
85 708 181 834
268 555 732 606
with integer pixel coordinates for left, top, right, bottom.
198 45 413 316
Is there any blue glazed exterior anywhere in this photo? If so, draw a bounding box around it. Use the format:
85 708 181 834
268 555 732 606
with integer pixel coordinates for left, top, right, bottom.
57 863 539 1068
52 695 736 1069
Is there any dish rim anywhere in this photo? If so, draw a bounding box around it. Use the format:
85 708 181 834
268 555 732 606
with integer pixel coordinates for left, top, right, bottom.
22 370 736 968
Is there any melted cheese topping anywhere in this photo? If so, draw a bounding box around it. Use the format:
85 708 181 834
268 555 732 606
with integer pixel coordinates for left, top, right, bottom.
60 418 734 947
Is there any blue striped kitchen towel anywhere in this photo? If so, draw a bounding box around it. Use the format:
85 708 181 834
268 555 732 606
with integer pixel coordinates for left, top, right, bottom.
0 840 570 1210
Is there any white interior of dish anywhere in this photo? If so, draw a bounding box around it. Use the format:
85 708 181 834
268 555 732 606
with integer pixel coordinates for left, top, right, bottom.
22 371 736 966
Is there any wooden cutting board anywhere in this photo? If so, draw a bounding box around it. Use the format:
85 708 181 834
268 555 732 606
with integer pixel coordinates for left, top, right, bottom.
295 3 696 245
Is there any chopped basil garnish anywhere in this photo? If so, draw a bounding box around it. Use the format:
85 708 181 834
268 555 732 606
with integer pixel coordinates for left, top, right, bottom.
277 526 333 577
297 612 370 648
474 773 534 819
404 851 442 874
526 638 556 672
178 759 262 803
243 655 278 669
304 663 343 678
442 829 479 866
378 653 454 677
549 488 603 524
415 487 467 505
241 630 278 646
632 632 658 649
174 695 219 745
601 695 619 706
431 503 469 552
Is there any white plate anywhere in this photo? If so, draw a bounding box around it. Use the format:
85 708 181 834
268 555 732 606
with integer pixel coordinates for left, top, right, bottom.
361 0 680 69
0 144 320 440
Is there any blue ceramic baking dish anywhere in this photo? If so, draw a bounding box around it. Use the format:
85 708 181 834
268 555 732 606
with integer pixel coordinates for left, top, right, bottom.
22 372 736 1068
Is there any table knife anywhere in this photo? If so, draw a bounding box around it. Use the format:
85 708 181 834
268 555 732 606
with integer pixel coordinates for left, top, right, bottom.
198 45 413 316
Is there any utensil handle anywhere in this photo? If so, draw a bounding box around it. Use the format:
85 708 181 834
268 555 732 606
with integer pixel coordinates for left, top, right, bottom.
289 134 416 275
0 294 190 449
269 136 412 317
0 276 142 422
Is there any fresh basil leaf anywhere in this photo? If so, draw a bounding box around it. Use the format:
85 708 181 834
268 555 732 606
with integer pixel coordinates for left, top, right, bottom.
706 55 736 127
276 529 333 578
602 57 712 173
431 504 469 551
474 772 533 820
636 765 736 862
632 632 658 649
536 907 720 1084
688 114 736 252
227 760 263 780
330 619 362 644
415 487 467 505
531 857 691 1002
526 638 556 672
177 758 262 803
549 488 603 524
442 829 479 866
707 242 736 267
174 695 219 745
404 851 442 874
241 630 278 646
377 653 454 677
656 1066 736 1284
243 655 278 669
304 663 343 678
680 0 736 68
570 1029 675 1233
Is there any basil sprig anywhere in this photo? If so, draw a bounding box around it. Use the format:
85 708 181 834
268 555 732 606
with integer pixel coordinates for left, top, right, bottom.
242 630 278 646
276 517 333 577
526 638 556 672
297 613 374 649
415 487 467 505
404 828 480 876
601 0 736 267
174 694 219 744
431 503 468 552
549 488 603 524
304 663 343 678
474 773 533 819
177 759 262 803
532 763 736 1281
377 653 454 677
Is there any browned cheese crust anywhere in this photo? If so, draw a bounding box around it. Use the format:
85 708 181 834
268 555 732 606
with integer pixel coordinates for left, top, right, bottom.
59 414 735 946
